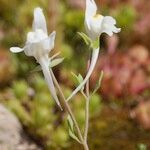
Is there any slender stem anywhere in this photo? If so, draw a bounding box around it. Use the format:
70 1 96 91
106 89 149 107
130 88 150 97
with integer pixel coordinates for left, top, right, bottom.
84 96 90 141
50 70 84 143
86 62 90 97
84 60 90 142
83 142 89 150
81 91 88 100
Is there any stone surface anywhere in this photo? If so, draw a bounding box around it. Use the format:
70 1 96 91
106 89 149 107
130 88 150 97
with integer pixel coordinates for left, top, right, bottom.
0 104 41 150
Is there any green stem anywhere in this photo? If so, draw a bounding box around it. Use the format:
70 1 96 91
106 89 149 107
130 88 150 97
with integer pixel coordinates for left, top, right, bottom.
84 59 90 143
83 142 89 150
84 79 90 142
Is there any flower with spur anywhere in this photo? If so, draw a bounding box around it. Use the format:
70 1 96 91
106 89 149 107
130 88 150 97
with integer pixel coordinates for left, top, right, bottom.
67 0 121 101
10 8 62 109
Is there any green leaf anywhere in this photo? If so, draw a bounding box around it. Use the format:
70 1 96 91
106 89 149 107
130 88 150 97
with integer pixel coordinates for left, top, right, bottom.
77 32 100 50
71 72 83 84
67 115 81 143
67 115 74 131
30 58 64 73
77 74 83 83
50 58 64 68
91 71 104 96
77 32 92 46
71 72 84 91
68 129 81 143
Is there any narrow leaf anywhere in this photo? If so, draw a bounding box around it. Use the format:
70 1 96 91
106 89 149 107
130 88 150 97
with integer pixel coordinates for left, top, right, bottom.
77 74 84 83
77 32 92 46
71 72 84 91
30 57 64 73
91 71 104 95
50 58 64 68
69 128 81 143
67 115 74 131
71 72 83 84
67 115 81 143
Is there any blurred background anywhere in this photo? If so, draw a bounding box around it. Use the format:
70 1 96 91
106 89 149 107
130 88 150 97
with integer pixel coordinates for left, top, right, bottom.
0 0 150 149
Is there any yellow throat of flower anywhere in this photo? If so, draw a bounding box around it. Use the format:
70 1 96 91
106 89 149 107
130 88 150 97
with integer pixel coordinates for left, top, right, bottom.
93 14 103 20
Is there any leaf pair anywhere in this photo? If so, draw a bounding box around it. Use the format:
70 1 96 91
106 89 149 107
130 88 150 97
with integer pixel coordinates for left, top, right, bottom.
71 72 84 92
67 115 81 143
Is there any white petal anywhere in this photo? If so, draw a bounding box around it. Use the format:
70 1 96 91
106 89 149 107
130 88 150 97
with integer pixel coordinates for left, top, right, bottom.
103 16 116 25
86 0 97 17
40 31 56 52
32 7 47 34
67 48 99 101
26 30 48 44
85 0 97 30
48 31 56 51
10 47 24 53
24 43 36 57
26 32 35 43
101 16 121 36
85 14 104 40
103 29 113 36
112 26 121 33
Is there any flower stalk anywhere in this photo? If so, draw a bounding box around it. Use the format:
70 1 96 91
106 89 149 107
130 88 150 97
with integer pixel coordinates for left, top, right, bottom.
50 70 84 143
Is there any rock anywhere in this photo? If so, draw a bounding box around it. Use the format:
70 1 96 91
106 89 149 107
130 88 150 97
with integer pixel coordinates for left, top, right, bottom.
0 104 41 150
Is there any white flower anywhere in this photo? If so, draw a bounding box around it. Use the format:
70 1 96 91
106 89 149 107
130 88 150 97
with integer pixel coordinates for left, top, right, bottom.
10 7 62 109
85 0 121 40
67 0 120 101
10 8 55 63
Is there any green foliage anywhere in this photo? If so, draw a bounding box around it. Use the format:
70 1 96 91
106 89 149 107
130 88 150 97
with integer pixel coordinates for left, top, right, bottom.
78 32 100 49
51 126 69 148
137 143 147 150
0 0 21 26
32 74 48 91
71 72 84 91
72 93 102 127
90 94 102 115
6 99 31 126
50 58 64 68
4 75 101 149
12 80 28 99
114 5 137 31
77 32 92 46
64 10 84 30
67 115 80 143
